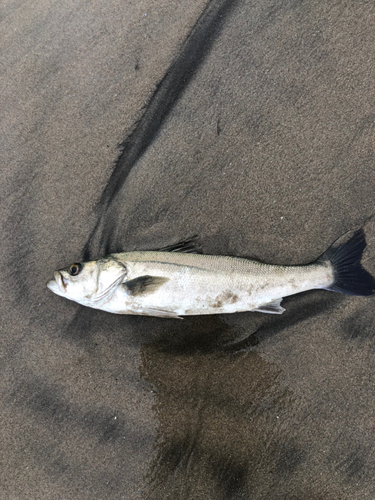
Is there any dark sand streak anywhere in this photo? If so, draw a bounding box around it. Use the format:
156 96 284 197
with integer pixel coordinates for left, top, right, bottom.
83 0 240 260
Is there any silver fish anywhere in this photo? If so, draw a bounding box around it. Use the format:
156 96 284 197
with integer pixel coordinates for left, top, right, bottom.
47 229 375 318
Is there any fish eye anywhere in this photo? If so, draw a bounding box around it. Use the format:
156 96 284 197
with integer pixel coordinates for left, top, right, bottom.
68 263 82 276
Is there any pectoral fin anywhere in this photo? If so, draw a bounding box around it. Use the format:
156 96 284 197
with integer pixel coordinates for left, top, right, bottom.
123 275 169 296
252 298 285 314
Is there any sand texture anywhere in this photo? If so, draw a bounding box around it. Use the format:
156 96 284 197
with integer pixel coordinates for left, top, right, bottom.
1 0 375 498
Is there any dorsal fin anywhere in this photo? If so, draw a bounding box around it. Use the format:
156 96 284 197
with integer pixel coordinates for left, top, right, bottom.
156 237 201 254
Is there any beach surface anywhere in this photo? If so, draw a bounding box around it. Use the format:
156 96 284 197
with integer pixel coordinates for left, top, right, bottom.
1 1 375 498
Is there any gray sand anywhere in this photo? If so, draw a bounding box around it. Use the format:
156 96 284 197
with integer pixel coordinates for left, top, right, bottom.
1 0 375 498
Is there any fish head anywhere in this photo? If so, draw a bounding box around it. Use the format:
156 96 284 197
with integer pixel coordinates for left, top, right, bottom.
47 256 127 307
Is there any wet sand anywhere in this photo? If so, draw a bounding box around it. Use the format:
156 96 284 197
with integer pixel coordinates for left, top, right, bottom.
1 0 375 498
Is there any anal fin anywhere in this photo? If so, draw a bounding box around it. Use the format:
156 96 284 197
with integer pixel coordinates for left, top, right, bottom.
143 308 183 319
252 298 285 315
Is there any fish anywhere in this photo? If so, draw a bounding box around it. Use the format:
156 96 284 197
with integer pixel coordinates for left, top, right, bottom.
47 229 375 318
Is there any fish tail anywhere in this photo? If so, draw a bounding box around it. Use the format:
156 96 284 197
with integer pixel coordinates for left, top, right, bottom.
320 228 375 296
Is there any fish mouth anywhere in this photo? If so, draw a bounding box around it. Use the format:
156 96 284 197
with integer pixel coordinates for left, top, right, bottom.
47 271 67 295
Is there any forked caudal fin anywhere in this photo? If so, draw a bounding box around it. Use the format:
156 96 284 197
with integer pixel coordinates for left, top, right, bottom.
320 229 375 296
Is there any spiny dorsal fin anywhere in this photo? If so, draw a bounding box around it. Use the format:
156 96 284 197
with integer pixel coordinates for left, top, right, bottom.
252 298 285 314
156 237 201 254
123 275 169 296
